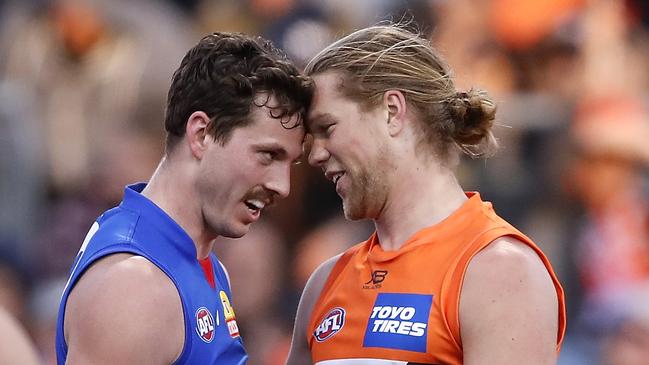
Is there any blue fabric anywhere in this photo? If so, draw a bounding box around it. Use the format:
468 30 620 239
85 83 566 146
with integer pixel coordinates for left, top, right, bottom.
56 183 248 364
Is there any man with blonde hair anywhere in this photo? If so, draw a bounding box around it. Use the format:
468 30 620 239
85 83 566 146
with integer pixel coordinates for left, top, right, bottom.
287 24 565 365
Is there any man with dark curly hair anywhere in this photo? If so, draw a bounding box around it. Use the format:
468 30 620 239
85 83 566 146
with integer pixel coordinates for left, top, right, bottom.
56 32 313 364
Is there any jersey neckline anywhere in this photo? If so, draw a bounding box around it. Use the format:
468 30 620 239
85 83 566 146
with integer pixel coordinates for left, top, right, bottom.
366 192 489 262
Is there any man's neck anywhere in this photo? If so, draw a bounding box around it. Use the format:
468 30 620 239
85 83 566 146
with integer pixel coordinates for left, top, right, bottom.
373 162 467 251
141 157 215 259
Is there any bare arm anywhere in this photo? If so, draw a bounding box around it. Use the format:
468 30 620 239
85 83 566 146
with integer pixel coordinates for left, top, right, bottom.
64 254 184 365
286 254 341 365
460 237 559 365
0 307 40 365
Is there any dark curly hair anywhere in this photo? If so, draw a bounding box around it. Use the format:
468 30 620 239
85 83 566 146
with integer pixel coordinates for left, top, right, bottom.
164 32 313 150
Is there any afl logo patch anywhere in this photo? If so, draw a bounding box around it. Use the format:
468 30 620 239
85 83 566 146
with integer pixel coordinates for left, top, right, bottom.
195 307 217 343
314 307 345 342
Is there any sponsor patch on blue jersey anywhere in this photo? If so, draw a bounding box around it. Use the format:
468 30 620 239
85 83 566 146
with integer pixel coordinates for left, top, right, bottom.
363 293 433 353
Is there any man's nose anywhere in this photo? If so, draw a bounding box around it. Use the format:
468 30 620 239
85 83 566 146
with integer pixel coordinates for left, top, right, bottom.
308 137 330 167
265 164 291 199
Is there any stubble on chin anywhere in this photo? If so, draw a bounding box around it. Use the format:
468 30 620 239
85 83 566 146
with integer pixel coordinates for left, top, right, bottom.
343 164 390 221
341 183 366 221
203 211 248 240
218 225 249 240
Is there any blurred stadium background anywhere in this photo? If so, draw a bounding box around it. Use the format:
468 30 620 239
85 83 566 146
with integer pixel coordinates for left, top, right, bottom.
1 0 649 364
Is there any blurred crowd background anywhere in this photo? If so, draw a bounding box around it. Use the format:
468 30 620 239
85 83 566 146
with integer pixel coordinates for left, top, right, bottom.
1 0 649 364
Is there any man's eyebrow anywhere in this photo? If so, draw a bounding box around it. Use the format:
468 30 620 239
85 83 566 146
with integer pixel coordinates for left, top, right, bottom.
254 142 285 155
309 112 336 124
306 112 336 133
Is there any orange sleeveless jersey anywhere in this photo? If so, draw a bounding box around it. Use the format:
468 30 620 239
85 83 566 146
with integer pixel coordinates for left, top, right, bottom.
308 193 566 364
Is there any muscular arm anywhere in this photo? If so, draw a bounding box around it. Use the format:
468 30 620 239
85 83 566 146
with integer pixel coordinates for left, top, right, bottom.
64 254 184 365
286 254 341 365
459 237 559 365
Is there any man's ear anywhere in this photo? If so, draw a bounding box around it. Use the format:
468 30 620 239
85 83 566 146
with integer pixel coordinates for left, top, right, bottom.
383 90 407 137
185 111 212 160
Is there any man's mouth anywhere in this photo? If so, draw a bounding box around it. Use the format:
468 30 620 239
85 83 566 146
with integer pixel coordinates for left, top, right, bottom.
325 170 346 186
244 199 266 214
333 172 344 185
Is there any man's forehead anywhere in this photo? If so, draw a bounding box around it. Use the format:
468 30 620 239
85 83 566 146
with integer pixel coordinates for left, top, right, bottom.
313 71 346 91
308 72 347 114
253 92 280 111
249 92 305 128
306 79 344 132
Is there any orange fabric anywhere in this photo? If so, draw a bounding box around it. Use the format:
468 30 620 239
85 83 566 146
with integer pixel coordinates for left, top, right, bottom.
308 193 566 364
490 0 585 49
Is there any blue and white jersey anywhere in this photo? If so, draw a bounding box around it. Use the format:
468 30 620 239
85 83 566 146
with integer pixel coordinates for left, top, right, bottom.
56 183 248 364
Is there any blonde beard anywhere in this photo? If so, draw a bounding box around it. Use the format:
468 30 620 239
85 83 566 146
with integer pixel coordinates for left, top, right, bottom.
342 151 391 221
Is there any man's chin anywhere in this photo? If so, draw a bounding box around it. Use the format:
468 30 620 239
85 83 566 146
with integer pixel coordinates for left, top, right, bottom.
220 223 251 239
342 202 365 221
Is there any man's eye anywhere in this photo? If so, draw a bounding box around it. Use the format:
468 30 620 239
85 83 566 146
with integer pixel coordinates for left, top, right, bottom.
324 124 335 136
259 151 276 163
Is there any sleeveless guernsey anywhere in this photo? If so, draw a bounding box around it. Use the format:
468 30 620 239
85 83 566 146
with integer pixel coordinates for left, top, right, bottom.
308 193 566 364
56 183 248 364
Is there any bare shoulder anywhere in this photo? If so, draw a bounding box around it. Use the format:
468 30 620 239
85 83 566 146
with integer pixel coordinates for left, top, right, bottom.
470 236 550 274
462 236 557 310
299 252 343 322
286 253 342 365
306 253 342 295
65 253 184 365
459 237 559 365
